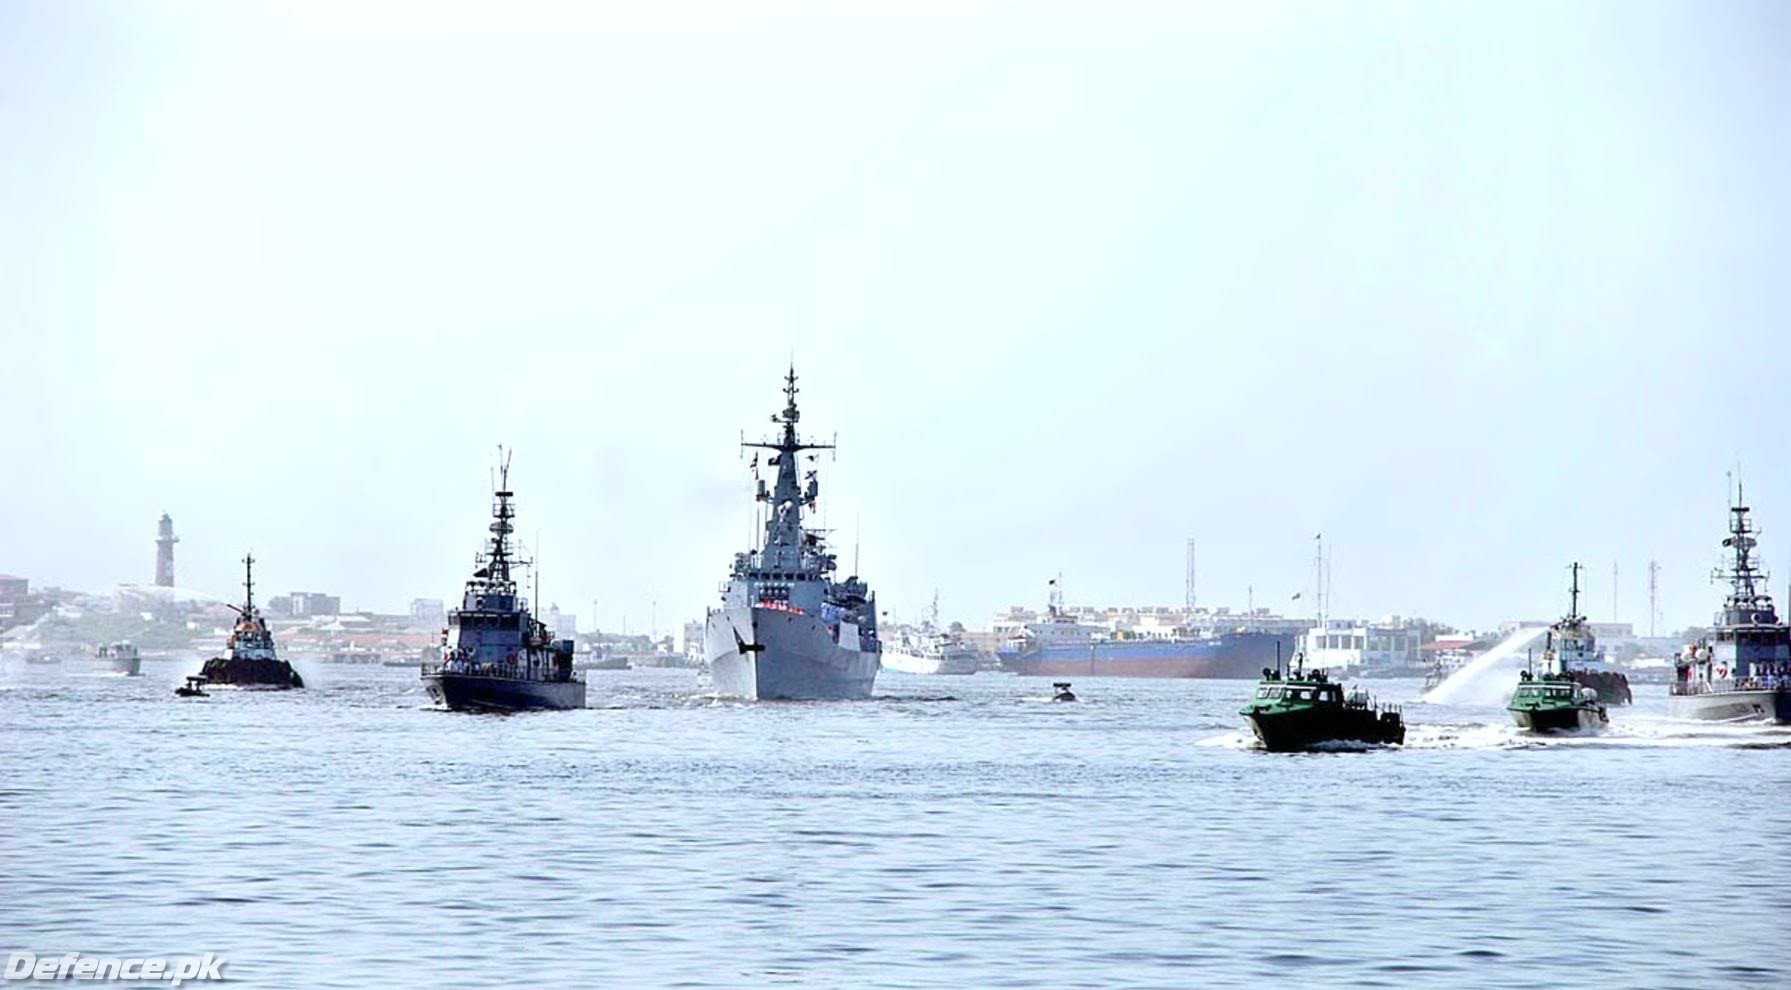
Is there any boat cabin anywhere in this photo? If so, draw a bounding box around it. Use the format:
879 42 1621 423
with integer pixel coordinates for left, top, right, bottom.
1253 681 1343 704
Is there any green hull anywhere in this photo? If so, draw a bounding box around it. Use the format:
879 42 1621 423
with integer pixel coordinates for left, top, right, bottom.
1508 702 1606 734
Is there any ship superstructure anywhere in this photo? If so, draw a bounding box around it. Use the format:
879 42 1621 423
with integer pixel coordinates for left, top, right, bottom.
882 593 979 676
93 641 142 677
703 367 879 699
422 452 583 711
1671 488 1791 722
195 554 304 689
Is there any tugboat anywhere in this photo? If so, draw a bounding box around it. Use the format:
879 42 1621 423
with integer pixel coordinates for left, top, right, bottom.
174 675 209 698
1670 486 1791 723
1507 563 1611 733
1240 655 1405 751
421 451 584 712
195 555 304 689
93 642 142 676
703 367 880 700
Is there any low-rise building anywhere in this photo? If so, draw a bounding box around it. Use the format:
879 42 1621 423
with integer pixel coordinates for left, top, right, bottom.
1299 617 1424 670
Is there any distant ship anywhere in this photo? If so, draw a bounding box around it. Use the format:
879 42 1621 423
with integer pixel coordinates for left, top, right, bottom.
1508 563 1610 734
422 452 585 712
997 582 1297 679
93 642 142 676
1670 488 1791 723
703 367 880 700
196 555 304 689
882 593 979 675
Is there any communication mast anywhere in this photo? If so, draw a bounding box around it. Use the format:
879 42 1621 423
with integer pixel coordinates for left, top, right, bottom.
1647 559 1660 637
1185 538 1196 610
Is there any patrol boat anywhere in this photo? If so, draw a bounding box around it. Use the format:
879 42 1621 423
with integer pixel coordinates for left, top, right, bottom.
1508 564 1609 733
195 555 304 689
703 367 880 700
1240 655 1404 751
422 452 583 712
1670 488 1791 723
93 641 142 676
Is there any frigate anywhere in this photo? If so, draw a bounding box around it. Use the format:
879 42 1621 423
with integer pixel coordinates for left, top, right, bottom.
421 452 584 712
704 368 880 700
195 555 304 689
1670 487 1791 723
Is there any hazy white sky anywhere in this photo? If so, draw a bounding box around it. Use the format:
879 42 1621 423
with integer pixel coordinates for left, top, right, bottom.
4 0 1788 634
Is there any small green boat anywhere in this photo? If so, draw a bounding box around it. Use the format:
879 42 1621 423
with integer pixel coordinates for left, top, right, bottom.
1240 660 1405 752
1508 563 1609 734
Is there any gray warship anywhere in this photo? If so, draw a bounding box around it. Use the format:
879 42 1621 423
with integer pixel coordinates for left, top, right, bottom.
703 367 880 700
194 555 304 689
421 452 584 712
1670 487 1791 723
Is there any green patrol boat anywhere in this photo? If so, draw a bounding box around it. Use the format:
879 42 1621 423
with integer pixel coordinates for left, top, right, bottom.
1240 657 1405 752
1508 563 1609 734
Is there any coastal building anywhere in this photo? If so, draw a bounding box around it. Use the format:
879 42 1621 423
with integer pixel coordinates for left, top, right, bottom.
266 591 342 618
409 598 447 629
1299 617 1423 670
543 604 576 639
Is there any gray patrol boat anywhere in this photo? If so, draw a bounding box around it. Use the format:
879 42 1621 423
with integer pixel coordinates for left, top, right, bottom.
704 368 880 700
422 452 584 712
1670 486 1791 723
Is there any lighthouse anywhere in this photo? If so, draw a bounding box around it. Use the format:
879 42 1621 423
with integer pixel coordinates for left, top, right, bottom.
155 512 178 587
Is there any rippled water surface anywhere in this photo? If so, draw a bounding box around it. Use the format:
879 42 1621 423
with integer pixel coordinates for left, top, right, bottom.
4 660 1789 988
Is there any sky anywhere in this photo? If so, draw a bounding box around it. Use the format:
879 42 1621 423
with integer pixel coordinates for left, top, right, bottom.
3 0 1789 636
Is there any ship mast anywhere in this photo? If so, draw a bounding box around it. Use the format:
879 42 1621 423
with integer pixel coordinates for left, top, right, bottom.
1567 561 1582 623
741 366 833 570
242 553 256 614
1715 481 1773 621
479 447 519 593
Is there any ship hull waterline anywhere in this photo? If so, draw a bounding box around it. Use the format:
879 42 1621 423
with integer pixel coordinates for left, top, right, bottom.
1244 710 1406 752
1509 705 1608 734
1667 689 1791 724
879 651 978 676
423 672 586 712
706 606 878 701
1000 633 1298 679
198 657 303 689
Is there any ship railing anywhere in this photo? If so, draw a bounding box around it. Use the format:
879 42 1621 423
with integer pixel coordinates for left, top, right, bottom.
1674 676 1788 696
424 659 581 683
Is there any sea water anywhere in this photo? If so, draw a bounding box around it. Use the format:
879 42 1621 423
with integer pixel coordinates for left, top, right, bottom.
3 662 1788 988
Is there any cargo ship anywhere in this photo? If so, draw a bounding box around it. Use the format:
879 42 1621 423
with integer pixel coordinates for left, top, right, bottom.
1670 486 1791 723
996 582 1298 679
